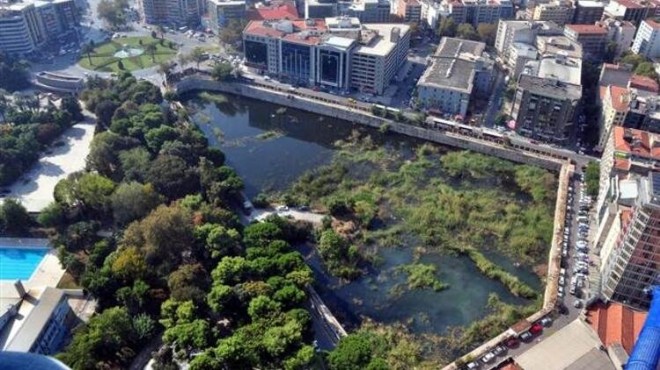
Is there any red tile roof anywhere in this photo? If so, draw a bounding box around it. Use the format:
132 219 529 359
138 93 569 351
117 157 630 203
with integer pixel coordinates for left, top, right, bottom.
243 19 326 44
615 0 646 9
608 85 629 112
644 18 660 29
566 24 608 34
586 301 647 354
629 75 660 93
612 126 660 160
247 1 299 21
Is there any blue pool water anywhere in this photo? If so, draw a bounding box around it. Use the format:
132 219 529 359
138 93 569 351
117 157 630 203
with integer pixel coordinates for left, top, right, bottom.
0 248 48 280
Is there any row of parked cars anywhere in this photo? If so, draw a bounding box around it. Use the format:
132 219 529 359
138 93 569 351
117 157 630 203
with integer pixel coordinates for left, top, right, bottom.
465 317 553 369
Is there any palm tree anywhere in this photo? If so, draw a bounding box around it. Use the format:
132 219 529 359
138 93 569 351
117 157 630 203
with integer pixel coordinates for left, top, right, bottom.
145 43 157 63
0 90 8 123
82 43 95 66
157 25 165 39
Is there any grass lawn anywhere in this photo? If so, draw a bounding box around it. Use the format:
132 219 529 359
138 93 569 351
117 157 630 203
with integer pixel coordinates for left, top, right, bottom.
79 36 177 72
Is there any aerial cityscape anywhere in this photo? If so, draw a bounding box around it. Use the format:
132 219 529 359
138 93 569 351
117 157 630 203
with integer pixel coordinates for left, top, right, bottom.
0 0 659 367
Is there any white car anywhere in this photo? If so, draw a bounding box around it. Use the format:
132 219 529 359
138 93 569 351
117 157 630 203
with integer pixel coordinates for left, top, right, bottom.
481 352 495 363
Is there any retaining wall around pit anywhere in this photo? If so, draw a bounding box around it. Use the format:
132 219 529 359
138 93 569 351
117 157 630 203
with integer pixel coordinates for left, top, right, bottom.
174 76 573 369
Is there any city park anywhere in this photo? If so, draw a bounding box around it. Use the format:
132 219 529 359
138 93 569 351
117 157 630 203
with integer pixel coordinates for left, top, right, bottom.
78 35 177 72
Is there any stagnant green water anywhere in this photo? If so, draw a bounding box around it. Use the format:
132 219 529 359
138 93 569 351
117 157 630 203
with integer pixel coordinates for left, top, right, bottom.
185 93 543 334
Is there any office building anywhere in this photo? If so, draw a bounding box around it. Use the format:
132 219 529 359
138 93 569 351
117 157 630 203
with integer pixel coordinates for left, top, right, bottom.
243 17 410 93
631 19 660 59
531 0 574 26
207 0 245 30
600 171 660 310
416 38 494 117
564 23 608 60
510 74 581 144
573 0 604 24
138 0 202 26
603 0 658 26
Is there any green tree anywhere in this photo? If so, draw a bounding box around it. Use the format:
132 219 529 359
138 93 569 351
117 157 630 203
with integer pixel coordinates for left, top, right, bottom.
60 95 84 121
145 43 157 63
328 332 377 370
585 161 599 197
132 313 156 340
37 201 66 228
189 47 206 69
168 263 210 303
111 182 164 225
212 62 234 81
96 0 127 29
437 17 457 37
146 155 200 200
634 62 659 80
457 23 480 41
219 19 247 46
57 306 136 369
118 147 151 182
477 23 497 46
0 198 31 235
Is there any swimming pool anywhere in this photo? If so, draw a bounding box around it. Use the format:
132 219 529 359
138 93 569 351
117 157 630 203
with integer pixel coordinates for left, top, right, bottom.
0 248 49 280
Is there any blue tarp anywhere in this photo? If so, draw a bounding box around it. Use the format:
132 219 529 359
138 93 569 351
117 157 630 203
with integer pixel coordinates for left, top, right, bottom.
626 286 660 370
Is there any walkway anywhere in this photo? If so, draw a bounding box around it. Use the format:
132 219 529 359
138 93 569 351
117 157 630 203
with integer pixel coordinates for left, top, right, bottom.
3 117 95 213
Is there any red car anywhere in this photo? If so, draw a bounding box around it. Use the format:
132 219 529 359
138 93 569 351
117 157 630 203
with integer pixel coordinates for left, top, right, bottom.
505 337 520 348
530 323 543 335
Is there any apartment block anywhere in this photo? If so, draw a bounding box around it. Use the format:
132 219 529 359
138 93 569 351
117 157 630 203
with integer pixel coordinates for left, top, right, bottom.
494 20 562 60
531 0 574 26
599 18 636 57
604 0 659 26
305 0 338 18
510 74 581 144
564 23 608 60
396 0 422 22
600 171 660 310
207 0 245 30
0 2 44 54
243 17 409 94
4 287 73 355
631 19 660 59
445 0 514 27
339 0 391 23
138 0 202 26
416 38 494 117
0 0 78 55
572 0 604 24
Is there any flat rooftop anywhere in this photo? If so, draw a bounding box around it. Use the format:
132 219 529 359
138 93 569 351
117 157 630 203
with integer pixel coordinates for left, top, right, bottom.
515 320 616 370
518 74 582 100
354 23 409 57
417 37 487 93
5 287 64 352
538 55 582 85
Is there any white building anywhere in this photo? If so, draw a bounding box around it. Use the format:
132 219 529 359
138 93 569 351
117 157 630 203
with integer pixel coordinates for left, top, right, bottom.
417 38 493 116
207 0 245 30
138 0 202 26
494 20 562 60
599 18 636 57
631 19 660 59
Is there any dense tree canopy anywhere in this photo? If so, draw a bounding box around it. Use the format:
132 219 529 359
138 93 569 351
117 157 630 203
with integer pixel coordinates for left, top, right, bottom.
0 54 30 92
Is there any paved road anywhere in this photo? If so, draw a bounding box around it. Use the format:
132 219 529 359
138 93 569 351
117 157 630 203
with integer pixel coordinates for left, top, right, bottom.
482 69 506 128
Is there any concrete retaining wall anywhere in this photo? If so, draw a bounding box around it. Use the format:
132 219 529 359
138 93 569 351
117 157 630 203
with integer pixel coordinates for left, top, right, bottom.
176 78 564 171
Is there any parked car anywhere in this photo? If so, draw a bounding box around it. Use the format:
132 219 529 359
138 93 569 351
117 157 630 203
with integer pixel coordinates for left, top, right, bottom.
481 352 495 364
574 300 582 308
539 317 553 326
519 331 533 341
467 361 479 369
492 345 506 356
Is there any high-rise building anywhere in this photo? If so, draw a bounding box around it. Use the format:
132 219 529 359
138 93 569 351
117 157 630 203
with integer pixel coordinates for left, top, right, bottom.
450 0 514 27
304 0 338 18
338 0 391 23
0 2 46 55
631 19 660 59
598 18 635 57
207 0 245 30
137 0 201 26
600 171 660 310
510 74 581 144
572 0 604 24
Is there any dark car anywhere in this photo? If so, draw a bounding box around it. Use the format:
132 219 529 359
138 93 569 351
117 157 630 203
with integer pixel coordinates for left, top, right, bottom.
505 337 520 348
